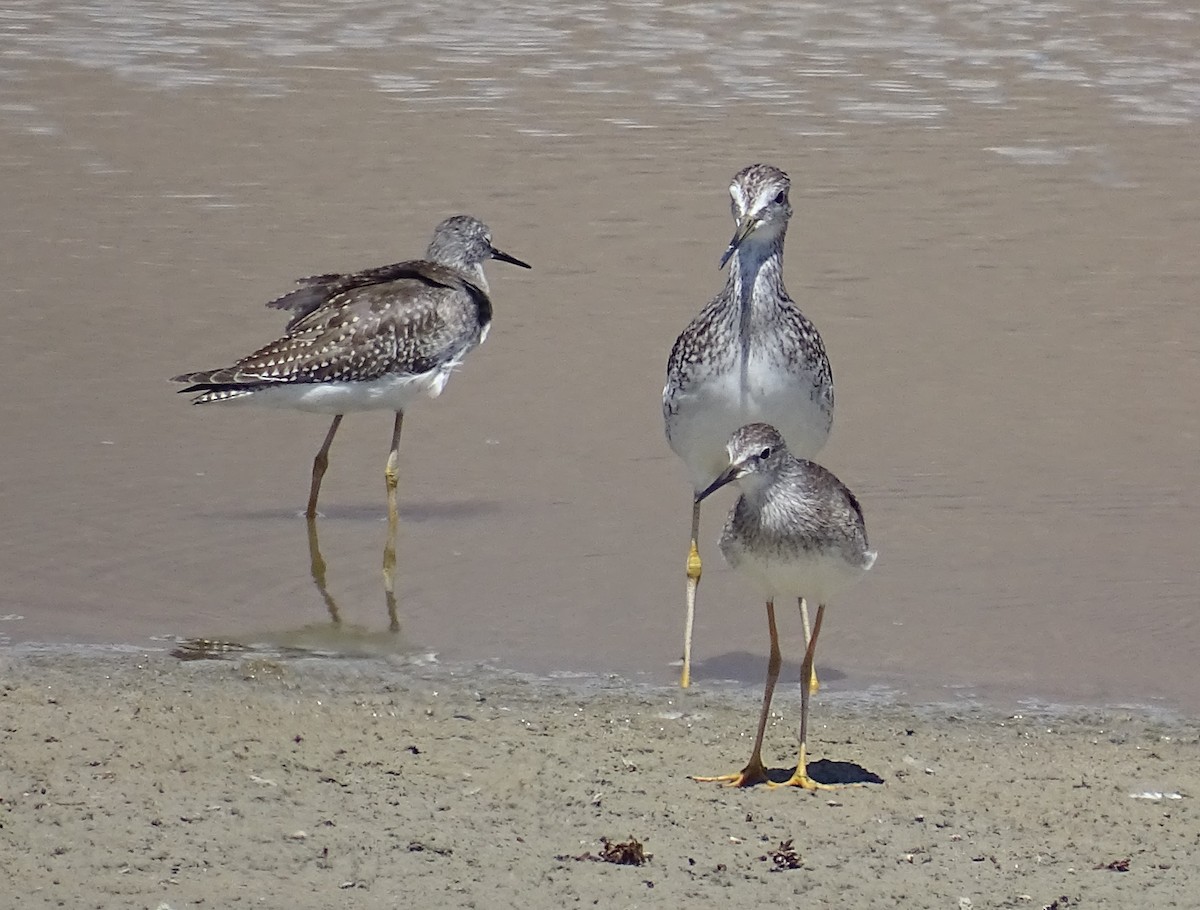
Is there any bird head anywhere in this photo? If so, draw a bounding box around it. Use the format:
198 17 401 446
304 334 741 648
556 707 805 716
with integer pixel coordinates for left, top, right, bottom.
695 423 788 502
718 164 793 269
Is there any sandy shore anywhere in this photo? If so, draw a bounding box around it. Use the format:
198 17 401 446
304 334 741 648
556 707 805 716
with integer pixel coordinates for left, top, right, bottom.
2 649 1196 909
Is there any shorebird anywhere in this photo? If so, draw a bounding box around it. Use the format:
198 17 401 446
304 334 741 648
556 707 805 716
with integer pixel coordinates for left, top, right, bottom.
173 215 530 522
692 423 875 789
664 164 833 688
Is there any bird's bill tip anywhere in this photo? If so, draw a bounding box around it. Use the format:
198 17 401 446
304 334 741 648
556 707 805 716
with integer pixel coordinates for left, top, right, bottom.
717 215 758 269
695 466 738 503
491 247 532 270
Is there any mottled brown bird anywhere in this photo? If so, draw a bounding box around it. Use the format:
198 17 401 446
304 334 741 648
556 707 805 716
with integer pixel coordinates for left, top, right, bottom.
174 215 530 520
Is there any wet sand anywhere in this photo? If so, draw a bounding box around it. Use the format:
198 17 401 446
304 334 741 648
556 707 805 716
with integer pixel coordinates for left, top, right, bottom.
3 649 1196 909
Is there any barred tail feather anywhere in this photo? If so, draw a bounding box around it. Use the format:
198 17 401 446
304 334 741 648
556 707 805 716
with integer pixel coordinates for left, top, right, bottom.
180 385 259 404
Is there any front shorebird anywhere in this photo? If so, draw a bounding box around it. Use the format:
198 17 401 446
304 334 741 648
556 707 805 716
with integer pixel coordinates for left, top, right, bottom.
692 424 875 789
173 215 530 522
664 164 833 688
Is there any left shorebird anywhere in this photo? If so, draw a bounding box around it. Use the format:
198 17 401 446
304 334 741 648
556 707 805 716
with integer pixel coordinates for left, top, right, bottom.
173 215 530 521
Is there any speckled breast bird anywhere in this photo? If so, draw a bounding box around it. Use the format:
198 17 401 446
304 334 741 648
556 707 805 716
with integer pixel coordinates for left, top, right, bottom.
664 164 833 688
173 214 530 521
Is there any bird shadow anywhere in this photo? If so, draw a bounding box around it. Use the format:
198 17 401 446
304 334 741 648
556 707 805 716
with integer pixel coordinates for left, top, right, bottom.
781 759 884 787
690 759 884 789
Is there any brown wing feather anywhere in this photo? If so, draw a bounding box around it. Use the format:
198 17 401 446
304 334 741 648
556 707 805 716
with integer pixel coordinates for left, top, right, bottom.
267 260 460 330
178 270 489 389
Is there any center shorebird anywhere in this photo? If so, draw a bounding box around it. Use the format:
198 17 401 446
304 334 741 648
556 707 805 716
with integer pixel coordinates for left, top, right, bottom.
692 423 875 789
664 164 833 688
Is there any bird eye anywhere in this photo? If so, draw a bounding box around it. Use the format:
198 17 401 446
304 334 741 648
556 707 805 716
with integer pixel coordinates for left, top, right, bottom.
773 191 786 205
758 446 773 460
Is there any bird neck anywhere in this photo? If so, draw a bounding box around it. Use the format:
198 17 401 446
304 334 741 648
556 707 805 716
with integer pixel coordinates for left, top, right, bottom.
727 230 787 344
426 239 490 293
738 464 816 528
730 233 786 312
463 264 490 294
735 469 777 505
438 257 490 293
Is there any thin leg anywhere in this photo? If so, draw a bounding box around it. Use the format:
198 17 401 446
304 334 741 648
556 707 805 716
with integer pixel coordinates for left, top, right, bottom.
305 513 341 624
694 600 780 787
384 412 404 526
307 415 344 519
773 603 848 790
382 510 400 633
798 597 819 694
382 412 404 632
681 499 702 688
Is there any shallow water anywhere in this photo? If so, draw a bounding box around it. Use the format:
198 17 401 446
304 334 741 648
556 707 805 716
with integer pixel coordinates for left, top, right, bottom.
2 0 1198 711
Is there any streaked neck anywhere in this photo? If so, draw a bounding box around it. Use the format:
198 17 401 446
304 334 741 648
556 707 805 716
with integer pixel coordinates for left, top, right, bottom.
427 245 490 292
729 232 786 311
463 264 489 293
728 231 787 350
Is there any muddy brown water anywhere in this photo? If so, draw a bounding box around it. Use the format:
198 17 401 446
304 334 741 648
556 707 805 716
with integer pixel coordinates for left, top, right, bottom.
2 1 1198 711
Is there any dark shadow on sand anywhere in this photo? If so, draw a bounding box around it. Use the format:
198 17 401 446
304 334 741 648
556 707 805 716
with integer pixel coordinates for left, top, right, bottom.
692 759 884 788
800 758 884 786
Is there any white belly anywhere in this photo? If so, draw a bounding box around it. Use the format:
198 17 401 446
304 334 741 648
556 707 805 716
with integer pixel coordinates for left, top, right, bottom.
666 363 831 490
723 544 872 606
241 364 456 415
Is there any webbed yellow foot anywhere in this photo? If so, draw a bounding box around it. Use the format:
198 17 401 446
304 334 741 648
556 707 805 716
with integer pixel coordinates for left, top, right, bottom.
768 770 843 791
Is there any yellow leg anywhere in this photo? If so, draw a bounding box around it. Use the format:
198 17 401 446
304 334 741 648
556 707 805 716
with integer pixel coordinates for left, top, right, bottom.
799 597 819 694
772 603 850 791
384 412 404 526
382 510 400 633
681 499 702 688
382 412 404 631
694 600 780 787
307 414 344 518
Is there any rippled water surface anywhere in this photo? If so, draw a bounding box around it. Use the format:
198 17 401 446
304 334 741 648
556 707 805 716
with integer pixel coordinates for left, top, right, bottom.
2 0 1198 710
